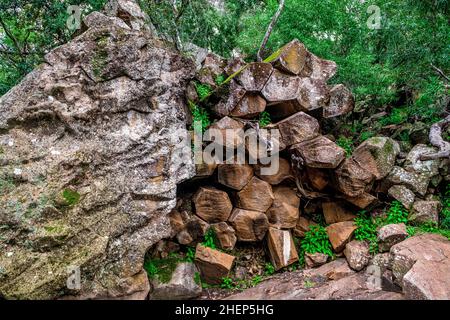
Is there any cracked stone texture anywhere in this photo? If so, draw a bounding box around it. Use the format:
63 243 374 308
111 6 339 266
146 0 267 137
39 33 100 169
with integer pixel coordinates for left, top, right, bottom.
0 0 195 299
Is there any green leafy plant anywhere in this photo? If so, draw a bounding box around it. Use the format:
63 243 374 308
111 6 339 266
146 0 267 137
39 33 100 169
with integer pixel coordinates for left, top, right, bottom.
385 201 409 224
220 277 235 289
144 254 180 283
258 111 271 127
202 228 217 249
195 83 213 101
264 262 275 276
189 101 211 133
251 275 263 286
360 131 374 142
440 184 450 229
185 247 196 262
379 108 408 126
336 136 353 157
354 210 379 254
194 271 202 286
215 74 226 86
301 225 333 257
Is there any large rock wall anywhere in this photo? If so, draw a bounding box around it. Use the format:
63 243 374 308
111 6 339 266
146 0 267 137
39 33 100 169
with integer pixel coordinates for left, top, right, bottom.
0 0 194 299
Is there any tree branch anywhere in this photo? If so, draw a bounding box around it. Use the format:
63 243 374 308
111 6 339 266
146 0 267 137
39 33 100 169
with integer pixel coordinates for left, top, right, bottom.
431 64 450 82
257 0 285 62
420 115 450 160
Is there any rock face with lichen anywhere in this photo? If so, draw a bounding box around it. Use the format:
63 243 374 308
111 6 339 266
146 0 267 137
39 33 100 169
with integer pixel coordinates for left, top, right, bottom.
0 0 194 299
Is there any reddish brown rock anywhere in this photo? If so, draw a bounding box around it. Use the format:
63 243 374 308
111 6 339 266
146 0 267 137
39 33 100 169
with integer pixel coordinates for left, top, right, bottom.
266 39 307 75
326 221 357 252
194 244 235 285
230 93 266 118
266 186 300 229
193 187 233 223
334 157 375 197
245 128 286 161
403 259 450 300
266 228 299 270
261 70 301 104
306 167 329 191
344 240 370 271
211 222 237 250
293 217 317 238
291 135 346 169
322 201 356 224
217 164 254 191
236 176 274 212
254 157 292 185
207 116 244 149
274 111 320 146
377 223 408 252
195 163 218 178
390 234 450 298
305 252 329 268
323 84 354 118
237 62 273 91
343 193 378 209
228 208 269 241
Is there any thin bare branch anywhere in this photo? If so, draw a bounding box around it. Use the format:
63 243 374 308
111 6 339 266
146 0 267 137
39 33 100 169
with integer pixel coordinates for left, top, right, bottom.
257 0 285 62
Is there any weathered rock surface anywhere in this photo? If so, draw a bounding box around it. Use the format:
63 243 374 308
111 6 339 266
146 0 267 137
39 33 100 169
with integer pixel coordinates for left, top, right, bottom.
254 157 292 185
193 187 233 223
305 252 329 268
377 223 408 252
388 185 415 209
211 222 237 250
404 144 440 178
267 39 307 75
266 186 300 229
293 217 317 238
409 200 441 225
390 234 450 289
334 157 375 197
266 228 299 270
217 164 254 191
261 70 301 103
383 166 430 196
402 259 450 300
237 62 273 91
322 201 356 224
195 244 235 285
326 221 357 252
352 137 399 180
291 136 346 169
275 112 320 146
228 209 269 242
323 84 354 118
0 0 195 300
223 259 402 300
149 262 202 300
207 116 245 149
236 177 274 212
343 193 377 209
230 93 266 118
344 240 370 271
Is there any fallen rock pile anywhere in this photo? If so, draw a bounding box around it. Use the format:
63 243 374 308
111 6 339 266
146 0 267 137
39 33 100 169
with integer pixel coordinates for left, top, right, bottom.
153 39 449 296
